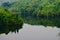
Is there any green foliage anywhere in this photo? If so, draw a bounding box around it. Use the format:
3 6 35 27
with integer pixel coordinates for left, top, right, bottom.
3 0 59 17
0 9 23 25
0 0 60 15
0 0 60 27
23 17 60 28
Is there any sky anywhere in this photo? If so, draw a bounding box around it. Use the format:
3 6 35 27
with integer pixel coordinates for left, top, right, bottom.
0 0 17 3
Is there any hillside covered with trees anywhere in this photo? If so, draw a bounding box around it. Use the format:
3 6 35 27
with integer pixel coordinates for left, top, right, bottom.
0 0 60 18
0 0 60 27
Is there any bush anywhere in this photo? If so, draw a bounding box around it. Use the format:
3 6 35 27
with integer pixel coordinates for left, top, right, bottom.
0 9 23 25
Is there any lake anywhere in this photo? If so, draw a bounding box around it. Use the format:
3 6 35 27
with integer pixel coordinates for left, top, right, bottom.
0 23 60 40
0 0 60 40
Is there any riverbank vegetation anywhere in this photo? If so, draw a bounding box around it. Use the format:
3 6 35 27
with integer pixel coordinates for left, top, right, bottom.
0 0 60 27
23 17 60 28
0 9 23 25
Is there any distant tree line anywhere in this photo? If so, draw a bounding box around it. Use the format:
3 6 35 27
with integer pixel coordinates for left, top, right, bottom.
0 0 60 18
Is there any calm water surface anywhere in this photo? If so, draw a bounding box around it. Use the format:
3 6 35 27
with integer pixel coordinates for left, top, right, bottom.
0 23 60 40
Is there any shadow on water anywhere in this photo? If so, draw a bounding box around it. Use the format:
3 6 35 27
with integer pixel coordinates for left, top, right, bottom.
22 16 60 28
0 25 23 35
58 32 60 36
0 16 60 35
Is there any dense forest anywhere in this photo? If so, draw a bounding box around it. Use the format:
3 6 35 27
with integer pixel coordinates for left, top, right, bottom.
0 0 60 18
0 9 23 25
0 0 60 27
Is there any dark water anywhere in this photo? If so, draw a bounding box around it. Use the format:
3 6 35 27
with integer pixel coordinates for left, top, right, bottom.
0 17 60 40
0 23 60 40
0 25 22 35
0 16 60 40
23 17 60 28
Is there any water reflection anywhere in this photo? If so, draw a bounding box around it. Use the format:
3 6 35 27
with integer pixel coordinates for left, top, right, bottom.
23 17 60 28
0 25 23 35
58 32 60 36
0 24 60 40
0 17 60 36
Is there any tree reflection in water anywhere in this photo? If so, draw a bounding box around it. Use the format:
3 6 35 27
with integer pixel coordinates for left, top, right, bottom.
0 17 60 35
23 17 60 28
0 25 23 35
58 32 60 36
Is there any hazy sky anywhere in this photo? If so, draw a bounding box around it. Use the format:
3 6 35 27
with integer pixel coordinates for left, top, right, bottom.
0 0 17 3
